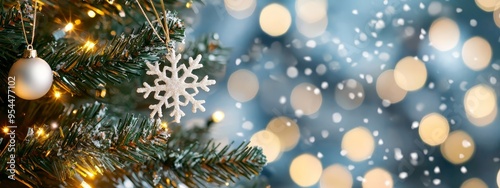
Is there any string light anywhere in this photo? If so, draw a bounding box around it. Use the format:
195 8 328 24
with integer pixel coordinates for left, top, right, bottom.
64 23 74 32
81 181 92 188
161 122 169 130
2 127 9 133
186 1 193 8
211 111 225 123
36 128 45 137
50 122 59 129
54 91 62 99
83 41 96 51
87 10 96 18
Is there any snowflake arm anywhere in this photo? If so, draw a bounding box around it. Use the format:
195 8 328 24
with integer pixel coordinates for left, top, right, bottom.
137 50 216 123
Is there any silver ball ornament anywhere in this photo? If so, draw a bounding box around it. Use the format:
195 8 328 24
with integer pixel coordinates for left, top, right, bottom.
8 49 53 100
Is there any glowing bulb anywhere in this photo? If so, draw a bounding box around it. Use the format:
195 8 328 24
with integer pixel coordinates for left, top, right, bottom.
87 10 96 18
36 128 45 137
64 23 74 32
2 127 9 133
83 41 96 51
186 1 193 8
161 122 169 130
212 111 225 123
54 91 62 99
50 122 59 129
74 19 82 25
81 181 92 188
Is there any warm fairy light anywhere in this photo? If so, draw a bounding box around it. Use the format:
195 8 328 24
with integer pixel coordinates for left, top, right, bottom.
83 41 96 51
81 181 92 188
161 122 169 130
72 110 78 114
186 1 193 8
64 23 74 32
259 3 292 37
341 126 375 162
36 128 45 137
441 130 475 164
87 10 96 18
74 19 82 25
291 83 323 115
54 91 62 99
211 111 225 123
462 36 492 71
266 116 300 152
376 70 407 104
419 113 449 146
2 127 9 133
86 171 95 179
50 122 59 129
475 0 500 12
394 57 427 91
461 178 488 188
429 17 460 51
320 164 353 188
290 154 322 187
224 0 256 19
362 168 393 188
228 69 259 102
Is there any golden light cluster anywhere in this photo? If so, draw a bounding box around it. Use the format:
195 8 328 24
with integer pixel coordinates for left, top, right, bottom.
227 69 259 102
249 116 300 163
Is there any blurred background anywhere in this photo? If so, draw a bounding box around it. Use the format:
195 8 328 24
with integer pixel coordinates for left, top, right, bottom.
183 0 500 187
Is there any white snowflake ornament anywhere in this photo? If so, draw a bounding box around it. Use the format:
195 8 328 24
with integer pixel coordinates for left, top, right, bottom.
137 50 216 123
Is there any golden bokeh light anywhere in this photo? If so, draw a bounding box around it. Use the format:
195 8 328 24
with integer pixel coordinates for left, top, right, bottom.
462 36 492 71
54 91 62 99
266 116 300 152
495 8 500 28
320 164 353 188
249 130 281 163
291 83 323 115
290 154 323 187
418 113 449 146
394 57 427 91
335 79 365 110
475 0 500 12
296 0 328 23
461 178 487 188
441 131 475 164
341 127 375 162
376 70 407 104
211 111 225 123
224 0 256 19
228 69 259 102
296 16 328 38
83 41 96 51
259 3 292 37
429 18 460 51
64 23 74 32
464 84 497 126
362 168 393 188
2 127 9 133
87 10 96 18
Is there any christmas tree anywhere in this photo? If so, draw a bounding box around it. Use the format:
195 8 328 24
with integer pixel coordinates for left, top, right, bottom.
0 0 266 187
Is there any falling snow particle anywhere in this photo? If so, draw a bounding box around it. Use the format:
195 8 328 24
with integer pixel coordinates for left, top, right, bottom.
439 104 447 111
317 152 323 159
321 82 329 89
333 113 342 123
377 108 383 114
434 166 440 174
461 166 467 174
321 130 329 138
352 9 358 15
348 165 355 170
287 67 298 78
242 121 253 130
235 102 242 109
433 179 441 185
279 96 287 104
491 77 497 85
456 8 462 13
395 148 403 161
462 140 471 148
470 19 477 27
411 121 419 129
403 4 410 11
309 136 315 143
399 172 408 179
304 56 312 61
340 150 348 156
429 156 434 162
306 40 317 48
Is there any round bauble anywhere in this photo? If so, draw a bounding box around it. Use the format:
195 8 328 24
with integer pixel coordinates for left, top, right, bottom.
8 50 53 100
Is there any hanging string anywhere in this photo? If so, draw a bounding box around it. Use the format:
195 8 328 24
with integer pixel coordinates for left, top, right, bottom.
18 0 38 50
135 0 171 46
